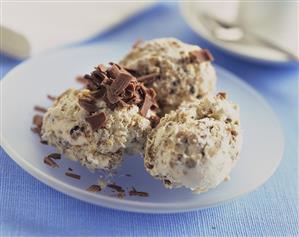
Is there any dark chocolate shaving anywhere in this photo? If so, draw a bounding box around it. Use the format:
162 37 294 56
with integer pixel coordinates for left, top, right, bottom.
40 140 48 145
76 75 88 84
129 187 149 197
65 172 81 180
81 63 159 121
47 153 61 160
47 95 56 101
140 94 152 117
217 92 227 100
44 156 59 168
34 105 47 113
33 115 43 128
136 73 159 83
86 184 102 193
190 49 214 63
149 115 160 128
31 114 43 136
107 183 125 193
85 112 106 131
31 127 41 135
78 97 99 113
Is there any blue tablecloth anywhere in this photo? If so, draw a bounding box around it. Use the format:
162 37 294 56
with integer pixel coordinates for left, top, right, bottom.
1 3 298 236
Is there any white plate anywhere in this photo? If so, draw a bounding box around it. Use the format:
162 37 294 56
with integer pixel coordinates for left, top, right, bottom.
180 3 295 64
0 43 284 213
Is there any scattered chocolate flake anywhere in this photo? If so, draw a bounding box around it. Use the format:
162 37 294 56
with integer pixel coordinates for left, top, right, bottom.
123 67 139 77
90 87 106 99
69 125 80 136
31 127 41 135
86 184 102 193
217 92 227 100
97 64 106 72
76 75 88 84
65 172 81 180
68 167 73 171
40 140 48 145
129 187 149 197
136 73 159 83
47 153 61 160
189 85 195 94
85 112 106 131
33 115 43 128
78 97 98 113
44 156 59 168
190 49 214 63
140 94 152 117
145 163 154 170
107 183 125 193
47 94 56 101
31 114 43 136
34 105 47 113
150 115 160 128
125 174 132 177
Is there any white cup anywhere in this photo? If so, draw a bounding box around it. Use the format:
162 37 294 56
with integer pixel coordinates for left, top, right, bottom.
238 2 298 54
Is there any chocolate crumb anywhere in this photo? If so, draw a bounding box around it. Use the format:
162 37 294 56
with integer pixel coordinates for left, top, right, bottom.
190 49 214 63
65 172 81 180
44 156 59 168
129 187 149 197
86 184 102 193
40 140 48 145
34 105 47 113
47 95 56 101
217 92 227 100
150 115 160 128
31 127 41 135
140 94 152 117
125 174 132 177
33 115 43 128
107 183 125 193
136 73 159 83
68 168 73 171
47 153 61 160
85 112 106 131
76 75 88 84
189 85 195 94
78 97 98 113
145 163 154 170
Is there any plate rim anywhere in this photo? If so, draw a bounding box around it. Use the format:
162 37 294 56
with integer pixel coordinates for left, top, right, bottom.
179 2 296 65
0 43 284 213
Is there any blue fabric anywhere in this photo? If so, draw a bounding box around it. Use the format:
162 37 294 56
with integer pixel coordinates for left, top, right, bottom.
1 3 298 237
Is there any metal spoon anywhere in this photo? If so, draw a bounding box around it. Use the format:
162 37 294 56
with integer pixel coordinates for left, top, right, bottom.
199 13 299 61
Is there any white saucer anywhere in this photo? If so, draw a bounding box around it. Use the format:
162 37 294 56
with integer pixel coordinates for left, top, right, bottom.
0 43 284 213
180 2 295 63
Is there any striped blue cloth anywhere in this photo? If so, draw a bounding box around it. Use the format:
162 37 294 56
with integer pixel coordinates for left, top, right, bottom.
1 3 298 236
